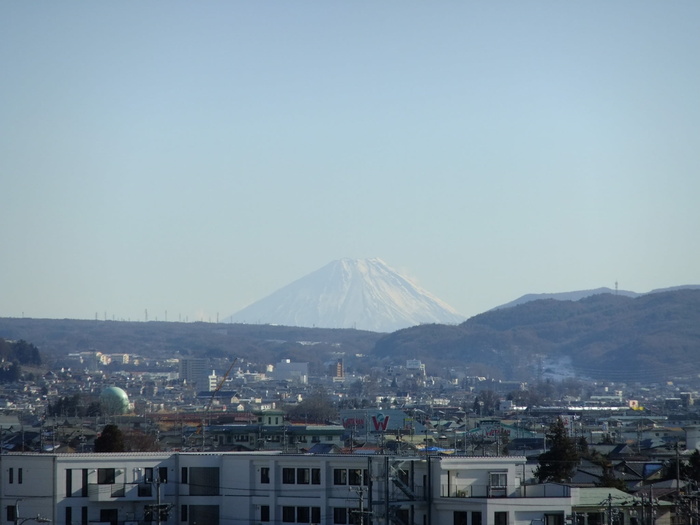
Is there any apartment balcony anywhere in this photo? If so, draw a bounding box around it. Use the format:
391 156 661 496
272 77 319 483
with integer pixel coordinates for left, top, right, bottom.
88 482 157 502
440 483 570 499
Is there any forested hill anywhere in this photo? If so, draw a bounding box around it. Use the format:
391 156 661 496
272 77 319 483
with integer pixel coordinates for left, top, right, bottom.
0 318 381 374
373 289 700 382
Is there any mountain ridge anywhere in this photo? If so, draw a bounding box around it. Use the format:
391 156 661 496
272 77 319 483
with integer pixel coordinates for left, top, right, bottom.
491 284 700 310
374 289 700 382
225 258 465 332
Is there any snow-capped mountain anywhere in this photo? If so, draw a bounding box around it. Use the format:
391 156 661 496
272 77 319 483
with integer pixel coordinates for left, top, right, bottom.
225 258 465 332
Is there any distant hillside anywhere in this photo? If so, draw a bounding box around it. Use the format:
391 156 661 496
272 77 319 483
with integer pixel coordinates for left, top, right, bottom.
491 284 700 310
374 289 700 382
0 318 381 374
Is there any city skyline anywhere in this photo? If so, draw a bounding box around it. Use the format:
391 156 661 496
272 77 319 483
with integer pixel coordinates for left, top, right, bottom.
2 2 699 322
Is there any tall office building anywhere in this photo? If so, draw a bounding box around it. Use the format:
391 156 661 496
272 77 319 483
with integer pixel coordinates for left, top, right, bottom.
179 358 208 389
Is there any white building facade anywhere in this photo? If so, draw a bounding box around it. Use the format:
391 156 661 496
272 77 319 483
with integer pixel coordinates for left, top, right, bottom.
0 452 580 525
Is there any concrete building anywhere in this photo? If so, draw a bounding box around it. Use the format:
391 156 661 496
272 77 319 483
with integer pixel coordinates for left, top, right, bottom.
178 359 208 390
0 449 674 525
5 450 670 525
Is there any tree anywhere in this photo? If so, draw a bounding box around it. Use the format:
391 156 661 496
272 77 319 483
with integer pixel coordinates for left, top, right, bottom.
534 418 579 483
286 387 337 424
597 463 627 491
94 424 125 452
123 430 160 452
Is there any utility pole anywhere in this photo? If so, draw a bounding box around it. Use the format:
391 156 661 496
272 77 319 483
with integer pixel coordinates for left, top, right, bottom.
351 486 368 525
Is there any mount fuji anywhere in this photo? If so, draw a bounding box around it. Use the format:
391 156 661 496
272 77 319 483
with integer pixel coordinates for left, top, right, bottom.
225 258 465 332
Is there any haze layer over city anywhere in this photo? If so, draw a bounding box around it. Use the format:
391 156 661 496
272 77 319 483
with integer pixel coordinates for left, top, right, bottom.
1 2 699 323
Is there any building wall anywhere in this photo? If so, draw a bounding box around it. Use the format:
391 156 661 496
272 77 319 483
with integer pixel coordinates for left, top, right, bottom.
0 452 574 525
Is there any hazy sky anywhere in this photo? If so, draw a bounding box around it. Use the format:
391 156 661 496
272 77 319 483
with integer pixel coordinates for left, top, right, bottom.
2 2 699 323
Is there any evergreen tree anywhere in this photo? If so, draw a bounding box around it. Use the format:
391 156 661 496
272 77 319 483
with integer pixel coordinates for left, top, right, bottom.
94 424 125 452
534 418 579 483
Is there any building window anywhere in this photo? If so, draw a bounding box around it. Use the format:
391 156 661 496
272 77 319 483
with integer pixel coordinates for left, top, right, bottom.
312 507 321 523
159 467 168 483
18 468 22 484
333 468 367 486
145 467 154 483
180 505 188 522
333 508 348 524
81 469 88 497
495 511 508 525
472 511 482 525
453 511 467 525
261 467 270 484
97 468 115 484
66 506 72 525
260 505 270 522
348 469 364 486
282 506 296 522
7 506 16 522
489 471 507 497
9 467 13 484
66 469 73 497
81 506 88 525
490 472 507 488
333 469 347 485
297 468 310 484
545 514 565 525
297 507 310 522
283 467 296 484
312 468 321 484
181 467 188 484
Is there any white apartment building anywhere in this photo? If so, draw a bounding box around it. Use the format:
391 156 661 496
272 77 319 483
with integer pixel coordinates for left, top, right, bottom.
0 452 665 525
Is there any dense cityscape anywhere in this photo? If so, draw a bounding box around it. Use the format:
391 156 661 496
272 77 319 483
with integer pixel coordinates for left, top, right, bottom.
1 329 699 524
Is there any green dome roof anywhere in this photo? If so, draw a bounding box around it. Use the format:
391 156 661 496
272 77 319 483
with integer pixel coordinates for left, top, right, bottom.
100 386 130 415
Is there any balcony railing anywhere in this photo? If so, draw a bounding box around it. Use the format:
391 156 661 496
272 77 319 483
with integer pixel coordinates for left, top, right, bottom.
88 482 156 502
440 483 571 499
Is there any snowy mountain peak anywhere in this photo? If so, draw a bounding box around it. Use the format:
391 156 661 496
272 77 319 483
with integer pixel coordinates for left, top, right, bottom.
226 258 465 332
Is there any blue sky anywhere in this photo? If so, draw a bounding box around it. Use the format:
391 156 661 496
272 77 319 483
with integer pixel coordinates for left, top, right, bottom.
1 2 699 323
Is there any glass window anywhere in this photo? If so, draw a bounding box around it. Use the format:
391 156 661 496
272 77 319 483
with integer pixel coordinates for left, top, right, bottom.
495 511 508 525
158 467 168 483
453 511 467 525
312 468 321 484
473 511 482 525
144 467 154 483
545 514 565 525
66 469 72 497
261 467 270 484
8 468 13 484
181 467 188 484
297 468 310 484
260 505 270 522
490 472 507 487
282 506 296 522
283 467 296 484
349 469 363 486
312 507 321 523
97 468 115 484
82 470 88 497
18 468 22 484
333 507 348 524
297 507 310 523
333 469 347 485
